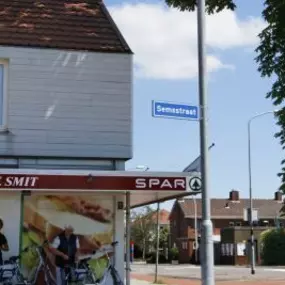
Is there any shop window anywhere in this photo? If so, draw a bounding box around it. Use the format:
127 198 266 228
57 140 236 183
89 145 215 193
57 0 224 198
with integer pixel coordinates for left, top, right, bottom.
182 241 188 250
229 222 235 227
221 244 226 256
229 244 234 256
237 242 246 256
235 222 241 226
221 243 234 256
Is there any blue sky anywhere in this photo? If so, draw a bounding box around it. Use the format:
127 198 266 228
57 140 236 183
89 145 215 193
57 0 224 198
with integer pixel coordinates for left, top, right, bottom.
106 0 283 210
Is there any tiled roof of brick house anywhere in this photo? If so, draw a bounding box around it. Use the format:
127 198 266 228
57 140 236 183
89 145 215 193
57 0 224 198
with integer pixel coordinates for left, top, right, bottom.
0 0 131 53
151 209 170 225
172 190 285 220
177 199 283 219
132 209 170 225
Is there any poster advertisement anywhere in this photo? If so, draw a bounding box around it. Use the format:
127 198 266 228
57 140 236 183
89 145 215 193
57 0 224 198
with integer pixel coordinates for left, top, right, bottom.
20 195 114 284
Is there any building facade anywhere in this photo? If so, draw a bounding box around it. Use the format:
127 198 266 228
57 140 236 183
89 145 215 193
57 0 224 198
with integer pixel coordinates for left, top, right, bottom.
169 190 285 264
0 0 132 282
0 0 132 168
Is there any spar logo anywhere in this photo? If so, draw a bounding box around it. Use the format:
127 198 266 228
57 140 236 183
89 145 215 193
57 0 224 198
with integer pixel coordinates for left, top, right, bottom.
135 178 186 190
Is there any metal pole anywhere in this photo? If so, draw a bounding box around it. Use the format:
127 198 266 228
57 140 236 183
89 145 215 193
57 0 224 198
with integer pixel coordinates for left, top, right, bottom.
154 202 160 283
193 196 198 264
247 110 277 275
197 0 215 284
247 120 255 275
125 192 131 285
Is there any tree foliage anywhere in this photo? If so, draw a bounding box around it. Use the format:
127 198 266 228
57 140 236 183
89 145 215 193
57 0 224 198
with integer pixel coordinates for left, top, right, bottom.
260 228 285 265
159 227 169 248
130 206 155 260
255 0 285 192
130 207 171 261
165 0 236 13
164 0 285 192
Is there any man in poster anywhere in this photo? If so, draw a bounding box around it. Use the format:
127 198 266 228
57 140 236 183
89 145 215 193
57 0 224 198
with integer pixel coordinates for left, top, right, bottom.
49 225 80 285
0 218 9 265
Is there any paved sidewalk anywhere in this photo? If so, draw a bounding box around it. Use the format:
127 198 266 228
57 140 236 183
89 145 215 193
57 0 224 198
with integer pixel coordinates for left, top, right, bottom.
131 273 285 285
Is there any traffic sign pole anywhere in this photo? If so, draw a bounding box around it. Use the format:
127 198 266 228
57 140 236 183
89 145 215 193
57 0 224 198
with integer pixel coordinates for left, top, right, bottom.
197 0 215 285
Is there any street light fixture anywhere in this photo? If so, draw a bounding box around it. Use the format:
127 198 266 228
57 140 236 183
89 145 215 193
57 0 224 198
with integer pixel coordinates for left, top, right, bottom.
135 165 160 282
135 165 150 171
247 110 279 275
182 143 215 266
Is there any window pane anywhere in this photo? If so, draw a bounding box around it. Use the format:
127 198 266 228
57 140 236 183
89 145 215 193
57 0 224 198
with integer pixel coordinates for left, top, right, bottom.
0 65 4 126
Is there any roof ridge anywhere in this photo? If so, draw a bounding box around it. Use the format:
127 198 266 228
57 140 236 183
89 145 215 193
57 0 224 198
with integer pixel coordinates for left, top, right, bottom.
0 0 132 53
98 1 133 54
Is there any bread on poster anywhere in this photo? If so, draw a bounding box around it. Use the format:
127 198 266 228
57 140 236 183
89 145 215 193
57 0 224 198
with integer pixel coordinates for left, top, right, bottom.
23 195 113 253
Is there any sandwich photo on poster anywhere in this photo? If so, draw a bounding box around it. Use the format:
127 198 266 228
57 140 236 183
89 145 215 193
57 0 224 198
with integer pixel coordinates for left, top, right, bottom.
20 195 114 284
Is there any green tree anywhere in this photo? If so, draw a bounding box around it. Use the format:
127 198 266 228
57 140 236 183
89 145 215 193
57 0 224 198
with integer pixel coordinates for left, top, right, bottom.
260 228 285 265
159 227 169 249
130 206 155 260
163 0 285 191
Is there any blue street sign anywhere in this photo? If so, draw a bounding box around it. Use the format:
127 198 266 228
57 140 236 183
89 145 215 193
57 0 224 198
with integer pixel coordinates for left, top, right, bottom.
152 101 199 121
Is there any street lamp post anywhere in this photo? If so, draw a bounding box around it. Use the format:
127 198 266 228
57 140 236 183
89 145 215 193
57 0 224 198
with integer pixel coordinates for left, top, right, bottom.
183 143 215 266
126 165 149 285
197 0 214 284
154 202 160 283
192 195 198 264
247 110 278 275
135 165 162 282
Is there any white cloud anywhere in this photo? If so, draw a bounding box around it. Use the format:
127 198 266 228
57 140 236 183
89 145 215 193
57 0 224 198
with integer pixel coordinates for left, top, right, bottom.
109 3 265 80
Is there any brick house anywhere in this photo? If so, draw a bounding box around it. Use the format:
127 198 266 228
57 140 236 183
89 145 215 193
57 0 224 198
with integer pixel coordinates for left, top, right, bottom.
169 190 285 264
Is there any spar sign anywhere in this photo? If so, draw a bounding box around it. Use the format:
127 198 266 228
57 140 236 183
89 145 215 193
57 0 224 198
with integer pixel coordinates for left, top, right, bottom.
0 171 201 193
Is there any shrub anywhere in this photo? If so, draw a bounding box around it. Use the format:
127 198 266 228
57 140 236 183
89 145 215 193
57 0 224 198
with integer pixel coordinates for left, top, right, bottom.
146 252 168 264
169 247 179 261
260 228 285 265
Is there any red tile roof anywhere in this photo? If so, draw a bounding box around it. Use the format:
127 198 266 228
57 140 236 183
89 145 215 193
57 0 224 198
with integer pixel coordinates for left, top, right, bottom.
176 198 284 219
132 209 170 225
0 0 131 53
151 209 170 225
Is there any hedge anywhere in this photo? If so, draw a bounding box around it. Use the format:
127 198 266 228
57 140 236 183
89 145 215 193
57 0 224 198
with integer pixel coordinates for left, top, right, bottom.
260 228 285 265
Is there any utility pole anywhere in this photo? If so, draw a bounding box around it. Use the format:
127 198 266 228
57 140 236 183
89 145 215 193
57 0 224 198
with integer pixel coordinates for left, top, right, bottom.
125 192 131 285
247 110 278 275
193 195 198 264
154 202 160 283
197 0 215 284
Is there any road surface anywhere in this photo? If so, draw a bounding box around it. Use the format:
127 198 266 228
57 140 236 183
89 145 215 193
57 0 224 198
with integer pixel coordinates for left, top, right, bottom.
131 263 285 281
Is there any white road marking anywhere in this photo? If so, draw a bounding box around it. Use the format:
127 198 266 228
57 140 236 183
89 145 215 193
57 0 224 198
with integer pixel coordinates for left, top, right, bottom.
263 268 285 272
163 266 198 270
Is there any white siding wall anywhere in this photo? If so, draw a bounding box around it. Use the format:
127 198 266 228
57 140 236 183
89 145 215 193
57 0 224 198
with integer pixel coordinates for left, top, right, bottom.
0 46 132 159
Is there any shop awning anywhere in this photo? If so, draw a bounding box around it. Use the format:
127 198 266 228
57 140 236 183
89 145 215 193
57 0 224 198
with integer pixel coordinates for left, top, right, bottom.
0 169 201 208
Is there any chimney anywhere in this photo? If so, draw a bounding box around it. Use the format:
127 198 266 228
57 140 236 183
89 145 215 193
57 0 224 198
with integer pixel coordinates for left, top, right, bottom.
229 190 240 201
274 191 283 201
